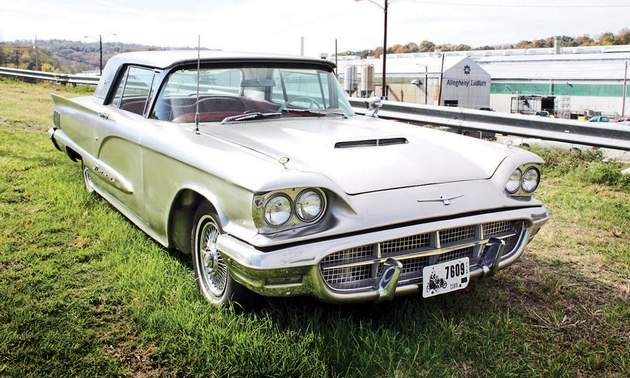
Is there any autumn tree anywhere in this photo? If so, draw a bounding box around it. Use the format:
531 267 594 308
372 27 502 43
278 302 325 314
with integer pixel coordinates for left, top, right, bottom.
598 32 616 45
418 40 435 52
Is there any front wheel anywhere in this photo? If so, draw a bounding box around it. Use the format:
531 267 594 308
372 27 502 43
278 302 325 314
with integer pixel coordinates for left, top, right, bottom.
191 202 248 306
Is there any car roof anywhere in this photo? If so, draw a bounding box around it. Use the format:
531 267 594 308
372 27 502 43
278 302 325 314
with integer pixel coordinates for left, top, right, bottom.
109 50 335 69
95 50 336 100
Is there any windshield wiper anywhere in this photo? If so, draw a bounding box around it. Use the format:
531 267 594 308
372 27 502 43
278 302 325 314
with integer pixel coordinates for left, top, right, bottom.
221 111 283 124
282 108 348 119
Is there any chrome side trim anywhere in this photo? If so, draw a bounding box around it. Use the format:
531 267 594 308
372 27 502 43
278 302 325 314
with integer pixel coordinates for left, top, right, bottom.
52 129 134 194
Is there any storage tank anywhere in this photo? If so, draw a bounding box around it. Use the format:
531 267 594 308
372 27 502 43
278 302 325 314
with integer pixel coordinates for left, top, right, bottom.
359 64 375 97
344 65 357 95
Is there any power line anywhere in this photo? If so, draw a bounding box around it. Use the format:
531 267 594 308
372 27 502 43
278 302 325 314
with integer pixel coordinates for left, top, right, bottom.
404 0 630 8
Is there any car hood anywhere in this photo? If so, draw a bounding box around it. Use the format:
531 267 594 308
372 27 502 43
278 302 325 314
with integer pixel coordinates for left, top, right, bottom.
201 116 510 195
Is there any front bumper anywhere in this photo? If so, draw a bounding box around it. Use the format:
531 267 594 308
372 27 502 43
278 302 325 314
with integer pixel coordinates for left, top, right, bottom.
217 206 549 303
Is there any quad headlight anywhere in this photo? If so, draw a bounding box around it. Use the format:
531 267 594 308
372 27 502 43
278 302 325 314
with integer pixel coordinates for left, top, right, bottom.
295 189 325 222
505 164 541 196
505 168 522 194
264 194 292 226
256 187 327 229
521 167 540 193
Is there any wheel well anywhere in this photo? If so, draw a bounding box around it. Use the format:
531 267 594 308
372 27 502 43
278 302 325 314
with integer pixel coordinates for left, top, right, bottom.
167 189 215 255
65 147 82 162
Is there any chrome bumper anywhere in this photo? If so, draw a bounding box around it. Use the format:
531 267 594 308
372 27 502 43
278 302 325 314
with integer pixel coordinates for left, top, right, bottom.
217 206 549 303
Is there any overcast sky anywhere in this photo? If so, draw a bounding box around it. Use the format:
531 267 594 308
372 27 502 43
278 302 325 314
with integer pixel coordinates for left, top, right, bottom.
1 0 629 56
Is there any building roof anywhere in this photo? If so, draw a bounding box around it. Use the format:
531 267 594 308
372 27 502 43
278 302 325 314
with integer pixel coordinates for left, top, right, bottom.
336 56 485 76
334 51 630 81
478 52 630 81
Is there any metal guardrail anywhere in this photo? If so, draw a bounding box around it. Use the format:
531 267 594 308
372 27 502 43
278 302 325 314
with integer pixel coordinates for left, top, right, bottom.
1 66 628 150
350 98 630 151
0 66 100 86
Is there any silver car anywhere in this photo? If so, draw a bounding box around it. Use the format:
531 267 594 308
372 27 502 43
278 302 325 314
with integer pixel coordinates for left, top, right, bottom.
48 51 549 305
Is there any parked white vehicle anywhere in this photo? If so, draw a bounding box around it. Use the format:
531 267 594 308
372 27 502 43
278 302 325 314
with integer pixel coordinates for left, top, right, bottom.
48 51 549 305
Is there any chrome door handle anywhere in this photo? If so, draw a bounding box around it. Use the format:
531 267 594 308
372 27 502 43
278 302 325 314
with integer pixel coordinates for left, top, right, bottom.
97 112 110 120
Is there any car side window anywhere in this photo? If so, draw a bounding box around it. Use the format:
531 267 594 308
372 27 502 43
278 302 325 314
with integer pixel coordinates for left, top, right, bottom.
112 66 156 116
111 69 128 108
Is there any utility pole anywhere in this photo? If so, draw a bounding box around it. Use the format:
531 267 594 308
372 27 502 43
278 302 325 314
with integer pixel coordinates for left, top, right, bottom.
99 34 103 76
355 0 391 98
623 61 628 118
437 53 445 105
33 35 38 71
382 0 388 98
300 36 304 56
424 66 428 104
85 34 116 76
334 38 338 75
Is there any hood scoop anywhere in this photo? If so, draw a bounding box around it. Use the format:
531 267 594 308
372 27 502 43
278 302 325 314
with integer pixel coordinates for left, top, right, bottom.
334 137 408 149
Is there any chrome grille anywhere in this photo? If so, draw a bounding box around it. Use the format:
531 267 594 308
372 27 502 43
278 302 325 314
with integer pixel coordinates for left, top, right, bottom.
483 220 517 237
400 247 474 277
320 265 372 290
435 247 473 264
320 245 374 266
320 220 524 291
439 225 477 246
381 232 431 256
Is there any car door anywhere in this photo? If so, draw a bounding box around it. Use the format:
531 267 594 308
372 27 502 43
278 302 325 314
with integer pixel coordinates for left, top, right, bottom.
91 66 156 220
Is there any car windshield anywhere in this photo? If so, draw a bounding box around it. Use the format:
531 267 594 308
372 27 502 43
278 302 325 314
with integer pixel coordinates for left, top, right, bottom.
151 66 353 123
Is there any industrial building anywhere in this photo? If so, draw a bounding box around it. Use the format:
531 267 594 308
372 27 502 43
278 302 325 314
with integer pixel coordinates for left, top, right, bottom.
335 44 630 119
339 56 490 109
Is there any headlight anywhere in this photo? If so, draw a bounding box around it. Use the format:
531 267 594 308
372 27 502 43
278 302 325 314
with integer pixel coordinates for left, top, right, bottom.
263 194 292 226
505 168 522 194
521 167 540 193
295 189 324 222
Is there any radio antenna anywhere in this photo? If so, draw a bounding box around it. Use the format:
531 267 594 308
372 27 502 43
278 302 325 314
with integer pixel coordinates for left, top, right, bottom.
194 35 201 135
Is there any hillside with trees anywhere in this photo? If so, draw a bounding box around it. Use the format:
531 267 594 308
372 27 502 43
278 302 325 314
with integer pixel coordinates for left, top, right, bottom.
341 28 630 58
0 43 62 72
0 40 169 73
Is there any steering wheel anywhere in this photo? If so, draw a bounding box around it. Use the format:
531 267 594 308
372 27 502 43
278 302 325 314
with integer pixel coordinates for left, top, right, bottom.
286 96 324 110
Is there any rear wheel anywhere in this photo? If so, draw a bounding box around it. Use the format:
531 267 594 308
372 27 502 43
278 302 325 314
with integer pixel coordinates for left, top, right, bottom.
191 202 248 306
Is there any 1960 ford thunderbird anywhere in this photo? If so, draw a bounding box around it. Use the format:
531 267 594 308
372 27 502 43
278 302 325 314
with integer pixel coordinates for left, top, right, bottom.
48 51 549 305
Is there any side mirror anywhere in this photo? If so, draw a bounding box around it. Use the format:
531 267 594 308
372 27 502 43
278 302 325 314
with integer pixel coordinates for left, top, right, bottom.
366 96 383 118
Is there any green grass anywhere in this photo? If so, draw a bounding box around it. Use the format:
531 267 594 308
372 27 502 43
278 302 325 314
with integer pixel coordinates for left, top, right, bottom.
0 77 628 377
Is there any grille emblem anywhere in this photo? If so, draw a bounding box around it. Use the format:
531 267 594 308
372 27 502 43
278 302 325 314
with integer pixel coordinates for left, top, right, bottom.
417 194 464 206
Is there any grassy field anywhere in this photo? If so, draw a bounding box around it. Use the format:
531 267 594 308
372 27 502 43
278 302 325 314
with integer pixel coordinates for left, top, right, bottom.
0 78 628 377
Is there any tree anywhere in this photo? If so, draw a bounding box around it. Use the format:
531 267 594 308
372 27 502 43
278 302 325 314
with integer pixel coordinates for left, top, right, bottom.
403 42 419 53
598 32 615 45
557 35 576 47
532 39 548 48
418 40 435 52
574 35 594 46
0 47 5 66
614 28 630 45
388 43 403 54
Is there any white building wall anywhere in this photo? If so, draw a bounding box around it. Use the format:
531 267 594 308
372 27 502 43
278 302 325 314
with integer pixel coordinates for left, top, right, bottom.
440 58 491 109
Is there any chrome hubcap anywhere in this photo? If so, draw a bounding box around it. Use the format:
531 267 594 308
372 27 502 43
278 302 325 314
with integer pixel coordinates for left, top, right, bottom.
198 219 228 297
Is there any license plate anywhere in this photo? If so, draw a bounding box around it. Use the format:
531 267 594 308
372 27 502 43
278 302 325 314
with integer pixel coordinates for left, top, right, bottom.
422 257 470 298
